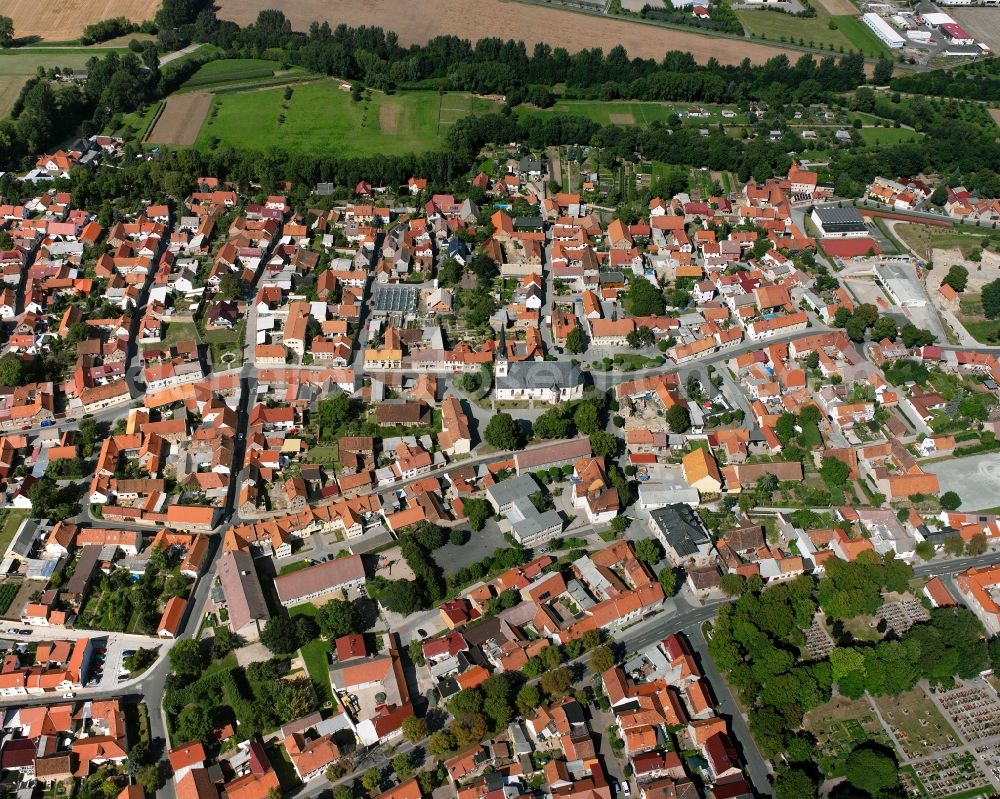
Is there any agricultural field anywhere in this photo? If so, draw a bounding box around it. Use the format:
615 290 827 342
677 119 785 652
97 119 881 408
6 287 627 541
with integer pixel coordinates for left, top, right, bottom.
3 0 159 42
179 59 288 91
949 8 1000 53
147 92 214 146
735 4 888 59
216 0 805 66
194 82 497 155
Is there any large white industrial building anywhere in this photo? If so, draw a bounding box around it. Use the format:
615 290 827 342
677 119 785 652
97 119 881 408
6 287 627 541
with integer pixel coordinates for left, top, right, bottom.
862 13 905 48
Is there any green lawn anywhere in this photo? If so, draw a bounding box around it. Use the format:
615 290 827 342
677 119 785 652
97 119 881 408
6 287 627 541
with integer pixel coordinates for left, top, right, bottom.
195 82 495 155
734 6 888 58
0 48 129 76
858 127 923 145
201 321 244 368
161 320 199 346
736 7 853 51
289 604 333 705
961 318 1000 345
834 14 893 58
278 560 311 576
0 510 30 556
0 76 28 119
306 444 340 467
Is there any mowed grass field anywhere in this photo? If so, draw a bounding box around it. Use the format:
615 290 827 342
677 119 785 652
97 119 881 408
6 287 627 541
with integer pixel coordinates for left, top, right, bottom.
195 82 499 155
0 76 28 119
735 5 889 58
519 99 746 126
858 127 923 145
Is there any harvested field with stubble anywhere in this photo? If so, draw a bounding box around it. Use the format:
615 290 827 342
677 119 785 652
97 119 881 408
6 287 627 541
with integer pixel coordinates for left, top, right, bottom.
217 0 799 65
147 92 213 146
5 0 160 41
813 0 857 15
949 8 1000 53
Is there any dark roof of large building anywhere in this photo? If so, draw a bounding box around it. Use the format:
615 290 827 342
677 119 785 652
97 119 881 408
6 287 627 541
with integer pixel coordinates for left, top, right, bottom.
496 361 583 391
813 206 865 225
649 503 710 557
65 545 102 599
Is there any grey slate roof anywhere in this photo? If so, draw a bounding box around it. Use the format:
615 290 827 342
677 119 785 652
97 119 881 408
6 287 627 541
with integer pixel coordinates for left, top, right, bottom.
496 361 583 391
649 503 710 558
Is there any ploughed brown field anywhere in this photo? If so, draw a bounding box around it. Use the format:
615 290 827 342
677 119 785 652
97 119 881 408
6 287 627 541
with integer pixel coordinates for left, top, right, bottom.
216 0 799 66
146 93 213 146
5 0 160 41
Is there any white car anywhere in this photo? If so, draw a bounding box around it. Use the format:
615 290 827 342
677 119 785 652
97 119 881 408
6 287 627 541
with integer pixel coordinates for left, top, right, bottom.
63 692 75 699
622 782 631 798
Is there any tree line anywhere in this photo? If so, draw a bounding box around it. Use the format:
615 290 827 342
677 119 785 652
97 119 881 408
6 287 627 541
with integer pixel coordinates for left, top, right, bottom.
184 8 866 103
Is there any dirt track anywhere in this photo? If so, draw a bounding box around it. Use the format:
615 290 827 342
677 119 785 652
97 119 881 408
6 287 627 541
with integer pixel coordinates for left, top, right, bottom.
5 0 160 41
216 0 800 65
146 93 212 146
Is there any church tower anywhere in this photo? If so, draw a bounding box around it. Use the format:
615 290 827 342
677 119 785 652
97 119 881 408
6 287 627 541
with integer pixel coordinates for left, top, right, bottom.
495 327 508 378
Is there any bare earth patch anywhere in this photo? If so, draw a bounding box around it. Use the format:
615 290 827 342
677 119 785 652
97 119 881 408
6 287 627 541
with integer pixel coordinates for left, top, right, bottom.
379 101 401 135
990 108 1000 129
217 0 801 65
146 92 213 146
5 0 160 41
610 112 636 124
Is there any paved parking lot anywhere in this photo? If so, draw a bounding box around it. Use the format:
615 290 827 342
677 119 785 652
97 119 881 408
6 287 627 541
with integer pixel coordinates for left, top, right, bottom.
924 453 1000 511
435 520 507 576
82 634 152 691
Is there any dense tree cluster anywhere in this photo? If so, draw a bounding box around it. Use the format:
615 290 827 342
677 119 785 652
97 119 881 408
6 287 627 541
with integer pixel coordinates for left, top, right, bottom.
892 60 1000 104
169 659 314 742
832 606 987 698
710 554 988 772
533 395 609 440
